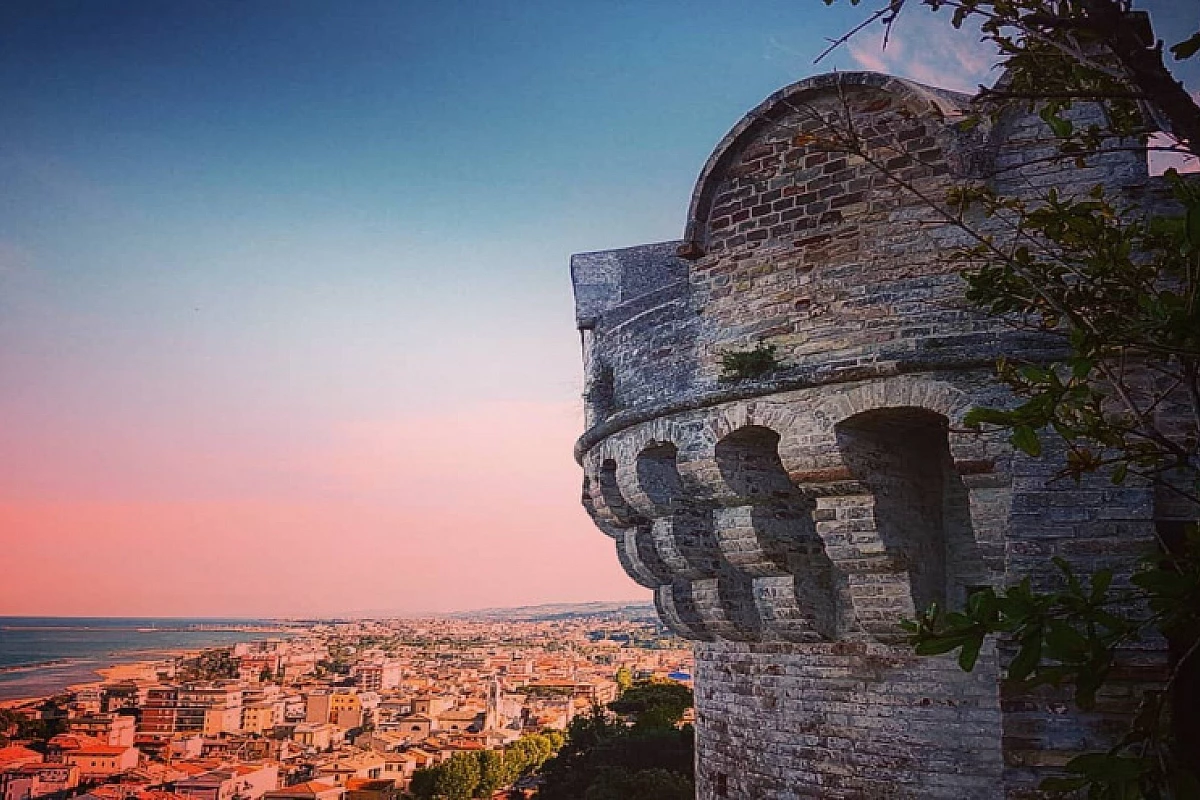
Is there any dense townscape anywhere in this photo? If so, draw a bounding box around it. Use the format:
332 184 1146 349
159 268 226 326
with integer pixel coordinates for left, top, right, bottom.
0 611 693 800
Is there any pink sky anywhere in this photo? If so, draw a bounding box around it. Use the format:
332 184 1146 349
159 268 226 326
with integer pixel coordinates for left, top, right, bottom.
0 398 641 617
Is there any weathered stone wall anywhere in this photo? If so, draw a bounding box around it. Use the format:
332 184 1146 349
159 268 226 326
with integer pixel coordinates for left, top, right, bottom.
579 375 1011 797
573 243 695 426
571 71 1169 798
694 639 1003 799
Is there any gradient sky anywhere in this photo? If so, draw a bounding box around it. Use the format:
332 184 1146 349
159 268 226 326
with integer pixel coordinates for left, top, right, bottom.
1 1 1196 617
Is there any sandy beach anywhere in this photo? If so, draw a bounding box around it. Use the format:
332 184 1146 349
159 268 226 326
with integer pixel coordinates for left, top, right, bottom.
0 648 202 710
0 620 296 707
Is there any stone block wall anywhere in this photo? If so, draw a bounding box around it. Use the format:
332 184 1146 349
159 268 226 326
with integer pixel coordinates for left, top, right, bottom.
571 71 1172 798
694 639 1003 799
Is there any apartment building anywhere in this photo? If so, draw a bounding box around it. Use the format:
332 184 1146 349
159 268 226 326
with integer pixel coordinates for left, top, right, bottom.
290 723 342 752
174 764 279 800
305 692 371 731
61 744 139 779
0 763 79 800
348 663 399 694
314 753 385 786
263 781 343 800
140 683 242 737
68 715 136 746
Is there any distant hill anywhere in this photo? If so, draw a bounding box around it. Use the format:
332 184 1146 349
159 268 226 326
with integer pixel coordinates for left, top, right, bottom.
451 601 658 622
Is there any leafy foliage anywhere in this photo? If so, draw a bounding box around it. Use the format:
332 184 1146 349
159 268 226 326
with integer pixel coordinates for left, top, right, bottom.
606 679 693 729
581 767 694 800
424 752 479 800
821 0 1199 157
816 0 1200 795
177 647 239 682
0 709 22 742
718 342 780 382
474 750 509 797
535 680 694 800
0 702 67 748
407 733 560 800
905 532 1200 798
613 666 633 693
951 173 1200 492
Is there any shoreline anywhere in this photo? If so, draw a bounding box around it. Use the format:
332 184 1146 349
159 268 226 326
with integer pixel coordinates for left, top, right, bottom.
0 633 297 705
0 645 209 677
0 648 200 710
0 622 298 705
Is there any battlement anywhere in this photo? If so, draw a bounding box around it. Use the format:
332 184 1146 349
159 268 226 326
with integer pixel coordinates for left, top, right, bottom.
570 242 688 329
570 71 1171 799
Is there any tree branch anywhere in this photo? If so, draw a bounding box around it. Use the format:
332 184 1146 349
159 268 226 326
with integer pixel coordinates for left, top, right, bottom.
1078 0 1200 155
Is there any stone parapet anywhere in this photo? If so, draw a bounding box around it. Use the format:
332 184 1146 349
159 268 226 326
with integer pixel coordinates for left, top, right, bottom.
580 374 1010 647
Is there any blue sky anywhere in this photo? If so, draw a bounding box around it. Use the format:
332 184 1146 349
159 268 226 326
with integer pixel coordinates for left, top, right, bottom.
0 1 1195 616
0 2 878 423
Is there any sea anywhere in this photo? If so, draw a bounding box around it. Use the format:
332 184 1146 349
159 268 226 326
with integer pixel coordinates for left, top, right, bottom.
0 617 290 701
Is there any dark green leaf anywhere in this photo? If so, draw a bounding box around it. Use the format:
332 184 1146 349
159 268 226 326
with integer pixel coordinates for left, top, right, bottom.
1039 106 1074 138
1008 635 1042 683
958 634 984 671
1170 30 1200 60
1011 425 1042 456
1045 620 1088 661
1064 753 1149 782
1186 204 1200 248
914 636 968 656
1039 776 1089 792
964 406 1011 427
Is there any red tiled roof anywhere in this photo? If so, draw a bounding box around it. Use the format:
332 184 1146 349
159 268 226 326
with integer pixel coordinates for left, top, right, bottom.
14 762 70 775
344 779 393 791
268 780 340 796
445 740 484 750
170 763 215 776
0 745 42 767
69 745 131 756
49 733 107 750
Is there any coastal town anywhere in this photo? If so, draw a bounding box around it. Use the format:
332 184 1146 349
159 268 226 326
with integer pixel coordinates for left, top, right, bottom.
0 612 692 800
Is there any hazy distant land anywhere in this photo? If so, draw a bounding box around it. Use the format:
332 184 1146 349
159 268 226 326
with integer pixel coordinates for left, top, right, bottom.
450 601 658 621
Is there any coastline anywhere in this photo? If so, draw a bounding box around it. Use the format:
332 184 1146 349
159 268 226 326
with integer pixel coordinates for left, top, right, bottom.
0 648 200 710
0 620 297 705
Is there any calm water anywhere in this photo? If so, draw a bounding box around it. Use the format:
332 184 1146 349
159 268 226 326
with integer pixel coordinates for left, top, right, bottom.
0 617 288 700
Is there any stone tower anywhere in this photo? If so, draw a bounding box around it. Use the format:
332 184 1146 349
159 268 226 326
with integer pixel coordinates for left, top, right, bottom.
571 72 1168 798
485 675 501 732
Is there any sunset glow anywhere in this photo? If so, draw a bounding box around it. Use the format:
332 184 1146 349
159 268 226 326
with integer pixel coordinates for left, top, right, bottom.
1 0 1195 617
